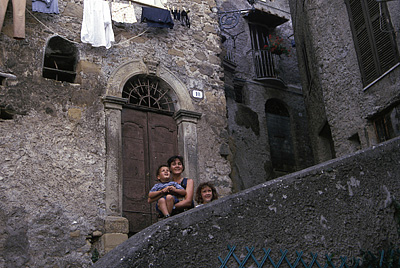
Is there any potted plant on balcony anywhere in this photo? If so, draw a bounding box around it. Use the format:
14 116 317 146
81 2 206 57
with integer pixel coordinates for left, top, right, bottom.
263 35 290 56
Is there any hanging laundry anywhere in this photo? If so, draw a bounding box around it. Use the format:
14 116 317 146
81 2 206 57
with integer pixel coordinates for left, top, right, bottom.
111 1 137 24
181 9 190 28
81 0 115 49
171 8 178 20
0 0 26 39
32 0 59 14
141 6 173 29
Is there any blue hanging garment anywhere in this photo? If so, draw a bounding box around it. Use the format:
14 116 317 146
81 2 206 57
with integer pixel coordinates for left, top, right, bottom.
141 7 174 29
32 0 59 14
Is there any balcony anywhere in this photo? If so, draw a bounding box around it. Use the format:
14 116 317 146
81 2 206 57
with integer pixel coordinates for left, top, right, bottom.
252 49 277 78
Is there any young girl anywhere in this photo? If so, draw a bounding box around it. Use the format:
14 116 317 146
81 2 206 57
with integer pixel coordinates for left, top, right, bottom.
148 165 186 218
195 182 218 206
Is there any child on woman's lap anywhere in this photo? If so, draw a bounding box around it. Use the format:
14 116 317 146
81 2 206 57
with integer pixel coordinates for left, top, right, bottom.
148 165 186 218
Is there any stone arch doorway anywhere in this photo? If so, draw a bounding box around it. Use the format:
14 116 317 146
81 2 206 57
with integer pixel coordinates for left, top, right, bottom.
265 98 296 173
121 74 179 233
103 60 201 234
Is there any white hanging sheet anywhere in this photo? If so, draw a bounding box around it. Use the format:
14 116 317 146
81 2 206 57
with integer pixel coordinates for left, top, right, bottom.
81 0 115 49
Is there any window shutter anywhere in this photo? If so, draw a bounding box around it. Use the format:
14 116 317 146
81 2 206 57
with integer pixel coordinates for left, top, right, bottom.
348 0 377 85
368 0 398 73
346 0 399 86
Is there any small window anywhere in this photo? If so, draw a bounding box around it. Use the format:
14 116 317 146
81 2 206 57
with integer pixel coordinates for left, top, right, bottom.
0 106 14 120
373 104 400 143
348 133 361 151
233 83 244 104
0 72 17 86
319 121 336 159
43 36 78 83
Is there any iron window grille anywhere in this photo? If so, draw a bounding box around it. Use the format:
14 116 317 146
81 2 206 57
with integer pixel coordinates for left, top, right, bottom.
122 75 175 114
249 23 278 79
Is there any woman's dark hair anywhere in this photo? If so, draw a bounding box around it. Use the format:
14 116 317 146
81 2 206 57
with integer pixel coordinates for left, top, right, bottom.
195 182 218 204
167 155 185 172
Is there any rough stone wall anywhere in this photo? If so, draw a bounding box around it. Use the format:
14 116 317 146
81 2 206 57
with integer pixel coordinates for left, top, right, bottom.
0 0 231 265
226 84 313 191
288 0 333 164
0 31 107 266
289 0 400 159
92 137 400 268
218 0 314 191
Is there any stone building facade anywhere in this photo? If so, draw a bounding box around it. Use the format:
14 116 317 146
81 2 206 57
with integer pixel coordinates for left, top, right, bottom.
289 0 400 162
216 0 314 191
0 0 232 266
0 0 348 265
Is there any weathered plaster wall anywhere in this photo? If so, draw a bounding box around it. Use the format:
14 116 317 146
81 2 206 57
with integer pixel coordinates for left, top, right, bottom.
93 136 400 268
226 84 313 190
0 103 106 267
0 0 232 266
290 0 400 159
288 0 331 164
218 0 313 191
0 29 107 265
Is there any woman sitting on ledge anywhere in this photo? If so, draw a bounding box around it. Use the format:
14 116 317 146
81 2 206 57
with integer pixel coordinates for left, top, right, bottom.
167 155 195 214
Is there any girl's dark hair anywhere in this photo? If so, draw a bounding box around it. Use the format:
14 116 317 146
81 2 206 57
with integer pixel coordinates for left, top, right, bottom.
167 155 185 171
156 164 169 176
195 182 218 204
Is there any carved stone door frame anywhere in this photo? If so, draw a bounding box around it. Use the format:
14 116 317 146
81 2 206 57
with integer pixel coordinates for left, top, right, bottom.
103 60 201 223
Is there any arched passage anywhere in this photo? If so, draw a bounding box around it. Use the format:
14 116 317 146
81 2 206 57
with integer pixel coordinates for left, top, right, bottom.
265 98 296 173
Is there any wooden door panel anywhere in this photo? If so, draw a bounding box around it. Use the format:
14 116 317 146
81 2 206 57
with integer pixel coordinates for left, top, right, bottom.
122 109 178 234
148 113 178 187
122 121 148 202
122 109 152 233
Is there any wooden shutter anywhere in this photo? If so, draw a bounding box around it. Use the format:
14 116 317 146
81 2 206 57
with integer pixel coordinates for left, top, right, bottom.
368 0 398 73
346 0 399 86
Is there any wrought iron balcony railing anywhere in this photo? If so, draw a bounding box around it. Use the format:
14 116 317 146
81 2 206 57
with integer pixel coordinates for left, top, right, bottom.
252 48 278 79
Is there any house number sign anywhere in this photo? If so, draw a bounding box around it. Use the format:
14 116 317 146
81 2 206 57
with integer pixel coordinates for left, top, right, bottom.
191 89 204 100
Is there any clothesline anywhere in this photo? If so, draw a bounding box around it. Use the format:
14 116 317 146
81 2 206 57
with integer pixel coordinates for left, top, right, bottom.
26 7 149 47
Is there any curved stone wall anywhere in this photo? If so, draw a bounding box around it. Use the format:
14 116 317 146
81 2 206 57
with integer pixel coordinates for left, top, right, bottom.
94 137 400 267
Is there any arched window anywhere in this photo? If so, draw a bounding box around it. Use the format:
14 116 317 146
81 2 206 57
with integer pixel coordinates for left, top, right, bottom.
265 99 295 172
122 74 175 113
43 36 78 83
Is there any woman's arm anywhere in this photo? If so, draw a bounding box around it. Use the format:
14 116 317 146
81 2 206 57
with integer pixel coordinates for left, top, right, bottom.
172 188 186 197
174 178 194 209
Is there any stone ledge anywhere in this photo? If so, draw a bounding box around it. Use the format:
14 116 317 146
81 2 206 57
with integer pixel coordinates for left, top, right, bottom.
101 233 128 253
105 216 129 234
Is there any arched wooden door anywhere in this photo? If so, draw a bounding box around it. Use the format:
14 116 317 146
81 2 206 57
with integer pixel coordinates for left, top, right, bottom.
121 75 178 234
266 99 295 173
122 109 178 234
